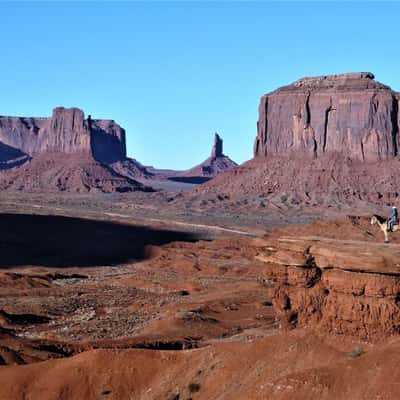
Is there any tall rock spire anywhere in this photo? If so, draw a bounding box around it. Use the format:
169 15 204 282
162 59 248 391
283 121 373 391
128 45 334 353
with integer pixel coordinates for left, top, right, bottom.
211 132 223 158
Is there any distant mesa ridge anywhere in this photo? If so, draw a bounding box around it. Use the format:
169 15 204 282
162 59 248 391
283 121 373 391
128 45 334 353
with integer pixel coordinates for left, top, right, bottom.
254 72 400 162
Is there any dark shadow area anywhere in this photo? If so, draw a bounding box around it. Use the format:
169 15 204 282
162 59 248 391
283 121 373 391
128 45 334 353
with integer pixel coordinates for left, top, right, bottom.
168 176 211 184
0 310 50 325
90 122 125 164
0 213 200 268
0 142 30 170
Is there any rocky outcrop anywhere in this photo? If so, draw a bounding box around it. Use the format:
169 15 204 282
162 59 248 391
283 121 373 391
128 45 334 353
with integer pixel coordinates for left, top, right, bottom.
174 133 237 181
135 133 238 190
257 236 400 340
254 72 400 161
0 107 126 164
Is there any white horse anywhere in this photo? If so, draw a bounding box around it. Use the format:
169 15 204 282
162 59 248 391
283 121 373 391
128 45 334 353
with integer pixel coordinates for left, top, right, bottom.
370 214 400 243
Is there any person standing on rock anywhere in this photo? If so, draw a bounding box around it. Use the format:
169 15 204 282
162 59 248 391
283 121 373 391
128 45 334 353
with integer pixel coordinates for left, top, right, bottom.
387 206 398 231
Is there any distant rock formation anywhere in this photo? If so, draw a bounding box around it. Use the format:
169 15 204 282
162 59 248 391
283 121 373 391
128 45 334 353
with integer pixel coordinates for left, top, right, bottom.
0 107 150 193
0 108 236 192
0 107 126 164
198 74 400 206
254 72 400 161
211 133 223 158
169 133 237 184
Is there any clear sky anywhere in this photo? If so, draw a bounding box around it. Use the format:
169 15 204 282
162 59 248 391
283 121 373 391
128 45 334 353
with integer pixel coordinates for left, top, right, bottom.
1 1 399 169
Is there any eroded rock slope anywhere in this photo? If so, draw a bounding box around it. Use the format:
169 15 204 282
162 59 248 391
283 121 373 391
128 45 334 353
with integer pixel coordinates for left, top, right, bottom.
257 236 400 339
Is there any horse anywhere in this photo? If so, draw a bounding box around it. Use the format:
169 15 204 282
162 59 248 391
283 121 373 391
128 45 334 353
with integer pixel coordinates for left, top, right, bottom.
370 214 400 243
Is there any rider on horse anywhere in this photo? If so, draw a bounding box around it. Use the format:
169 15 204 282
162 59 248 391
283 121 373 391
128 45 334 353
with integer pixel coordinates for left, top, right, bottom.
388 206 398 232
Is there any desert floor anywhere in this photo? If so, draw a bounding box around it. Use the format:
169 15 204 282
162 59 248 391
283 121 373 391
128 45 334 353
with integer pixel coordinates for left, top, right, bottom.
0 192 399 400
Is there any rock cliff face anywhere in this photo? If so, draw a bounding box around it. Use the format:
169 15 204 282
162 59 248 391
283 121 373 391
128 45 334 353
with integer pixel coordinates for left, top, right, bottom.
0 107 126 164
254 73 400 161
45 108 91 154
257 235 400 340
90 118 126 164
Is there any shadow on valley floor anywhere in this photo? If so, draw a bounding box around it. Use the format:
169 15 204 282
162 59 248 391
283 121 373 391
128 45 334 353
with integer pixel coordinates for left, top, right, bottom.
167 176 211 184
0 142 31 170
0 213 200 268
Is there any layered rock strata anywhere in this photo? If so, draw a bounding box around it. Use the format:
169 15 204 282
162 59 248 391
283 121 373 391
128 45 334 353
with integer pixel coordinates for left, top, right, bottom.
254 72 400 161
257 236 400 339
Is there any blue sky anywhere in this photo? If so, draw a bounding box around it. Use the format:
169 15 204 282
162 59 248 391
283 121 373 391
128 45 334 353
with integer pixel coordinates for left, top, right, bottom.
1 1 399 169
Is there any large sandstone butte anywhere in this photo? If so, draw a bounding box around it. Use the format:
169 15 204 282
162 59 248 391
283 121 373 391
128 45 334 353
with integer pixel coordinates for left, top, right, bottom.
0 107 151 192
254 72 400 161
0 107 127 164
200 73 400 206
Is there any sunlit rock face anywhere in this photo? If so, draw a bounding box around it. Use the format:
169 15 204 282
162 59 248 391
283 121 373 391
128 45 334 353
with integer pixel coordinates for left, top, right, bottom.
258 236 400 340
254 72 400 162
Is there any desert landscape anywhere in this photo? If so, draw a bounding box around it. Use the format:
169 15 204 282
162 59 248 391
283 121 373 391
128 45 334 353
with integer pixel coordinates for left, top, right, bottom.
0 69 400 400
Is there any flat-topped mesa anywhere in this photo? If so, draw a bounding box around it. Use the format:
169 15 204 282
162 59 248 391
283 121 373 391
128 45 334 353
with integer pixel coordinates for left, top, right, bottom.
254 72 400 161
211 133 223 158
0 107 127 164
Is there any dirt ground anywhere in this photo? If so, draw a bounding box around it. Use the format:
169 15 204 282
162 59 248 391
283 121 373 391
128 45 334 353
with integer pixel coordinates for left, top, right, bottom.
0 193 399 399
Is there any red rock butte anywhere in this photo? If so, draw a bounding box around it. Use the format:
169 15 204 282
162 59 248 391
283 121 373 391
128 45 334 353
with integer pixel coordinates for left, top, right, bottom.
254 72 400 161
0 107 126 164
0 107 153 192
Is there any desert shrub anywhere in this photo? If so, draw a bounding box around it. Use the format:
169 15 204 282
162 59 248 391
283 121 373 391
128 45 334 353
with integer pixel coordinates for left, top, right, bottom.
349 346 365 358
188 382 201 393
